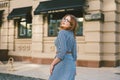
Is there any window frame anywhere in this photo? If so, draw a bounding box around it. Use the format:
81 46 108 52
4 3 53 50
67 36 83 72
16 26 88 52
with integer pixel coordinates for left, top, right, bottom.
17 18 32 39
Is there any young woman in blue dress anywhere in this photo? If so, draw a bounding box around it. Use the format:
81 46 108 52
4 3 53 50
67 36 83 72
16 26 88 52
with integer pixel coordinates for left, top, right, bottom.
49 14 78 80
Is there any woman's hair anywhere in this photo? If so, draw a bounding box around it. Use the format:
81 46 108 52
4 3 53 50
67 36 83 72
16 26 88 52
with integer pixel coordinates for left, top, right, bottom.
59 14 78 38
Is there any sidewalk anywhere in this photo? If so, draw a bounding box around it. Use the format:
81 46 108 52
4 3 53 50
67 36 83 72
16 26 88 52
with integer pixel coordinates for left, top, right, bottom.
0 61 120 80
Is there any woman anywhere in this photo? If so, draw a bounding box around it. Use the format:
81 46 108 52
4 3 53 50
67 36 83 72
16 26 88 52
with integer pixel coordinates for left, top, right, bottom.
48 14 77 80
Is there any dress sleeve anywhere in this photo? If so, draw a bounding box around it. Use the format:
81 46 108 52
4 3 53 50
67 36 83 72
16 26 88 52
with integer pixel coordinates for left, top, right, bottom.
56 30 67 60
72 40 77 61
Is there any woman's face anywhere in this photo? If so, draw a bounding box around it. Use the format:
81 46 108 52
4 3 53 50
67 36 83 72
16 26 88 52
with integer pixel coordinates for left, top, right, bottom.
60 16 71 29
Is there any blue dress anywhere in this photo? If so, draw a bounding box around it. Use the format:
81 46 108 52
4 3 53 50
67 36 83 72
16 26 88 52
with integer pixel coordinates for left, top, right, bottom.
48 30 77 80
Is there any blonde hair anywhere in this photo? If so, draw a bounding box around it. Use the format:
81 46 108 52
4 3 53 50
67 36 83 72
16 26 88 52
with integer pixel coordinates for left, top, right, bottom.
59 14 78 38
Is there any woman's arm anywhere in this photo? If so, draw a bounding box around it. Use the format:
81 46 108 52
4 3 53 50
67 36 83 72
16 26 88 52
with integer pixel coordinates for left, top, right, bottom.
50 57 61 75
50 30 67 75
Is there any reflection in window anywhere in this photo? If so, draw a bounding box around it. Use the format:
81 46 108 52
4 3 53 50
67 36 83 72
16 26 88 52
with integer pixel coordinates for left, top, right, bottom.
48 11 83 36
18 18 32 38
76 18 83 36
48 19 60 36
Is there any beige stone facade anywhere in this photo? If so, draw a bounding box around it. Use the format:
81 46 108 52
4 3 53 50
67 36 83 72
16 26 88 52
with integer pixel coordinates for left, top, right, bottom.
0 0 120 67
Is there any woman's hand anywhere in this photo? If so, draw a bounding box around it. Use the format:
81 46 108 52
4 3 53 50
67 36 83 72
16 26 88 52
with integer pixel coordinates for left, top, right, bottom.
50 65 54 75
50 57 61 75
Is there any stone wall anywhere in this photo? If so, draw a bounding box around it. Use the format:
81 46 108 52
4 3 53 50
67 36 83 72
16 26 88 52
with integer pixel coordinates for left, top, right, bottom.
0 0 119 67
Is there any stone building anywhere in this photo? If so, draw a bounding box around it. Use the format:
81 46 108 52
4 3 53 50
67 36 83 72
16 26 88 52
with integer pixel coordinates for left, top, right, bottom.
0 0 120 67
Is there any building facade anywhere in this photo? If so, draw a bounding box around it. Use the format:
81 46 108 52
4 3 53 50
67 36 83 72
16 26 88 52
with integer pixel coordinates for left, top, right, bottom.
0 0 120 67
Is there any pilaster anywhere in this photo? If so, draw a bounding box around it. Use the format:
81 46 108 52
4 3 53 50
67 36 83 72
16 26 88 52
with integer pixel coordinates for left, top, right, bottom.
80 0 103 67
116 0 120 66
32 14 44 57
8 20 14 51
102 0 118 67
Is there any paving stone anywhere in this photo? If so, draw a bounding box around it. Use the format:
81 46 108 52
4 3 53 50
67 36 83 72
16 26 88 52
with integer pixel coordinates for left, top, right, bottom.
0 62 120 80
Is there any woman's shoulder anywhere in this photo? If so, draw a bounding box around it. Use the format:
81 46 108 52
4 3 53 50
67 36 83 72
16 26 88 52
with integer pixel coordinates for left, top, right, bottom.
58 30 74 39
58 30 66 35
58 30 74 37
59 30 71 34
59 30 67 33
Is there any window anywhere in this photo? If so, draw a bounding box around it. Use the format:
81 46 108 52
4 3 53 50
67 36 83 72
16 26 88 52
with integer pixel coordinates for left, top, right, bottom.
48 14 61 36
18 18 32 38
76 18 83 36
48 11 83 36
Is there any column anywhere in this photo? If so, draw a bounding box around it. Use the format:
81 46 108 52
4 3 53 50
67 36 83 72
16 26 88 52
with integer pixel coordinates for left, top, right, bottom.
32 14 44 57
102 0 118 67
116 0 120 66
83 0 103 67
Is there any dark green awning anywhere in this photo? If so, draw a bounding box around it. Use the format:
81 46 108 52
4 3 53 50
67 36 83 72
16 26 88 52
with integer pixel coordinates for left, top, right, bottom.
7 6 32 20
34 0 85 15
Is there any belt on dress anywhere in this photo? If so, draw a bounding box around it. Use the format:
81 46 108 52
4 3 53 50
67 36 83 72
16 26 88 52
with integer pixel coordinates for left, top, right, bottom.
56 51 72 54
